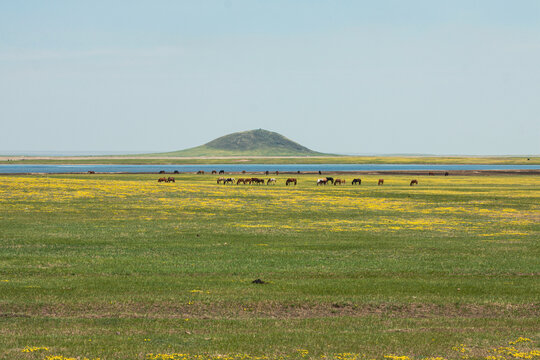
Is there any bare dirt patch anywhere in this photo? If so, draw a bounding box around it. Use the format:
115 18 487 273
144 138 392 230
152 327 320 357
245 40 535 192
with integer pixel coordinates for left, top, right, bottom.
1 302 537 320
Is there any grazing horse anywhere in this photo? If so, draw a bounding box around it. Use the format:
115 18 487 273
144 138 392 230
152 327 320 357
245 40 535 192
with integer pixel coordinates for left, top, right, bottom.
217 177 226 184
159 170 166 174
87 171 95 174
167 177 175 183
244 178 252 184
325 177 334 184
224 178 235 184
444 172 449 176
352 178 361 185
173 170 179 174
286 178 297 186
197 170 205 175
267 178 276 185
237 178 245 185
378 179 384 185
275 171 279 175
410 179 418 186
211 170 217 174
428 172 434 176
317 178 328 186
158 177 167 182
219 170 225 174
265 171 269 175
334 179 345 185
252 178 264 185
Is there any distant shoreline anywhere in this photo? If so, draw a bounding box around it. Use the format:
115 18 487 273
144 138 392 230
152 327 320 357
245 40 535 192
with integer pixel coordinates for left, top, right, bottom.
2 170 539 176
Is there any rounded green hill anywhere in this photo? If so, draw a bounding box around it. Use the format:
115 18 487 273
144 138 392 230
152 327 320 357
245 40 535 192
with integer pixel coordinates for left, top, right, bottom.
155 129 326 157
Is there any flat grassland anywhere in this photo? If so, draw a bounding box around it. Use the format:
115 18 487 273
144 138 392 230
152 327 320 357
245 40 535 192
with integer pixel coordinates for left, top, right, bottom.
0 174 538 360
0 156 539 165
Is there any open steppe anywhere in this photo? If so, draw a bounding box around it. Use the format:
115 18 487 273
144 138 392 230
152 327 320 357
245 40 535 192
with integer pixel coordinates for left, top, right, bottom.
0 156 539 165
0 173 538 360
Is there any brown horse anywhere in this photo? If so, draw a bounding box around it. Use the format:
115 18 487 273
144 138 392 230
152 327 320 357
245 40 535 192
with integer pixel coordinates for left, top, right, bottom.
211 170 217 174
352 178 361 185
217 177 225 184
334 179 345 185
159 170 166 174
317 178 328 186
87 171 95 174
410 179 418 186
237 178 245 185
378 179 384 185
252 178 265 185
428 172 434 176
197 170 205 175
167 177 175 183
158 177 167 182
286 178 297 186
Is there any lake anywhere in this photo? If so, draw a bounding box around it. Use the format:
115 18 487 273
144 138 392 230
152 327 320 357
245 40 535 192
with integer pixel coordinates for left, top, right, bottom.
1 164 539 174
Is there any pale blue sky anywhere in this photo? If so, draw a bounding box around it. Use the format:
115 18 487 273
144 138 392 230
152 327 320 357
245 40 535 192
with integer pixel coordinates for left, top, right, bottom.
1 1 539 155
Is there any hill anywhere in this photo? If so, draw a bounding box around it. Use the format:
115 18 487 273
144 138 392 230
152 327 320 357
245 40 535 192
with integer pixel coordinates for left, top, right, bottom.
153 129 326 156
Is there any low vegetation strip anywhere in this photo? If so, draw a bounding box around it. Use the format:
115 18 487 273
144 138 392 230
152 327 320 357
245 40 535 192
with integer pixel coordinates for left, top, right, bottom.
0 174 538 359
1 156 538 165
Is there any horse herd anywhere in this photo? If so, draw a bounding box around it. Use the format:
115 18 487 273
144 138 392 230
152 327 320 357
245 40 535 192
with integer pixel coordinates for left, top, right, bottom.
216 177 297 185
208 176 419 186
317 177 418 186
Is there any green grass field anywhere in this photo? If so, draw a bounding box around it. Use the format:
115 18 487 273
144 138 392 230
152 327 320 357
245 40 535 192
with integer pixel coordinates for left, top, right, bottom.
1 156 539 165
0 174 538 360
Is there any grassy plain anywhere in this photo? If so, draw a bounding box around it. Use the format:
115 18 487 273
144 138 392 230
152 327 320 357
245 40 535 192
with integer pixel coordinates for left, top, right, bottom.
0 173 538 360
0 156 538 165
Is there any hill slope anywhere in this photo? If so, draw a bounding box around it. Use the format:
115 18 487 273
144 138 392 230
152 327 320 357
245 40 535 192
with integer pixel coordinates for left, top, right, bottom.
154 129 326 156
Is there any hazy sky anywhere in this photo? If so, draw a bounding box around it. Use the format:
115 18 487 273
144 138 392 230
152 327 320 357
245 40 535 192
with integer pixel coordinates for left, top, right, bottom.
1 1 539 155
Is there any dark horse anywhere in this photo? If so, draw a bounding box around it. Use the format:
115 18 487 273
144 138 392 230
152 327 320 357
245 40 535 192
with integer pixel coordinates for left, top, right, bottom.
325 177 334 184
378 179 384 185
410 179 418 186
352 178 361 185
286 178 297 186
